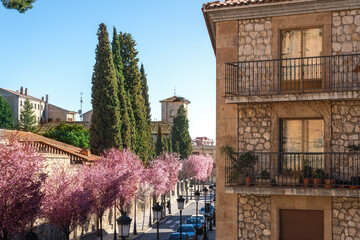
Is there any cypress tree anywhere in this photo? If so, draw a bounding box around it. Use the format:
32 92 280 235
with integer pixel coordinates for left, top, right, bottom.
155 123 165 156
90 23 122 155
112 27 131 149
19 99 37 132
140 64 151 121
126 90 136 151
171 105 192 159
0 93 14 129
119 32 152 162
167 136 173 153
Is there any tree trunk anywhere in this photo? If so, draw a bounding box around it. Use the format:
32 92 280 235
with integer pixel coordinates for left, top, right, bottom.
142 207 145 230
99 215 103 240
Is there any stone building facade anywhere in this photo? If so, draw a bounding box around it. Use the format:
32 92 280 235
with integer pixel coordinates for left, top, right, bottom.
203 0 360 239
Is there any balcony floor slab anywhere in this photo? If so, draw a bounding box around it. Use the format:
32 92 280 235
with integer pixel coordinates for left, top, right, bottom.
225 90 360 104
225 185 360 197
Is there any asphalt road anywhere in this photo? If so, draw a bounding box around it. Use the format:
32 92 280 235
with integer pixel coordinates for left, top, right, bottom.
135 199 215 240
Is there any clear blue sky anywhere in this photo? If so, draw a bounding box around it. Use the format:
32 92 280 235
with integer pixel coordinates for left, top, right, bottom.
0 0 216 140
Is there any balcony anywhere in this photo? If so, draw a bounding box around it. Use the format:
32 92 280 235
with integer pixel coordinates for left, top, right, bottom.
225 54 360 103
225 152 360 197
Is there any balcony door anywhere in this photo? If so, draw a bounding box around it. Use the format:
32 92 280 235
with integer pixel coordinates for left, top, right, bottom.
280 119 324 171
281 28 323 92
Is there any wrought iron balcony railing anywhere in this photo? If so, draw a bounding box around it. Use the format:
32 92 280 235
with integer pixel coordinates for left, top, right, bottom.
225 152 360 188
225 54 360 96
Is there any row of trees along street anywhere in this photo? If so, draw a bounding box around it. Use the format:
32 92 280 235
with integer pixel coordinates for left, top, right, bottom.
0 139 213 240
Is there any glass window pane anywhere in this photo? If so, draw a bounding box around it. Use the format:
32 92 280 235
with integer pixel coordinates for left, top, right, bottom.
304 119 324 153
281 30 302 84
303 28 322 57
282 120 302 153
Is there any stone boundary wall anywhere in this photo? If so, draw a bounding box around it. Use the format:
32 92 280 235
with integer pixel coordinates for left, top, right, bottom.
332 197 360 240
238 104 271 152
331 101 360 152
238 194 271 240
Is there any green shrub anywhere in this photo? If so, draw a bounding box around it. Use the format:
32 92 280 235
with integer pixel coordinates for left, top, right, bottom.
44 123 90 148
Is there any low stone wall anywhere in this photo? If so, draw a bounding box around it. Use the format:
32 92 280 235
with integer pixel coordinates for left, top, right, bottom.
238 194 271 240
332 197 360 240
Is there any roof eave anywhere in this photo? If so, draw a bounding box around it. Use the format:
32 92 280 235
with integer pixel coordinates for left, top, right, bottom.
202 6 217 55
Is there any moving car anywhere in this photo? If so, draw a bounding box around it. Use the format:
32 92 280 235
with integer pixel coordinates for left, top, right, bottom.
177 224 196 240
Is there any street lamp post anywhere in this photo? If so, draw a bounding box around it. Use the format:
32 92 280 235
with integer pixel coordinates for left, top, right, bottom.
177 196 185 240
113 202 117 240
189 182 193 200
185 178 189 203
202 187 208 240
117 212 132 240
194 190 200 240
213 198 216 226
152 202 163 240
208 185 214 231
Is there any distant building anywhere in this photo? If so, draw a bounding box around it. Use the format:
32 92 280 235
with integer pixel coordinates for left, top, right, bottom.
82 109 92 122
0 87 47 124
160 96 190 122
0 87 77 124
48 104 77 122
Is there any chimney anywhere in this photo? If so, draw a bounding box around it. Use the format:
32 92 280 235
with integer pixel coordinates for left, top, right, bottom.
41 96 44 101
25 88 28 96
20 87 23 95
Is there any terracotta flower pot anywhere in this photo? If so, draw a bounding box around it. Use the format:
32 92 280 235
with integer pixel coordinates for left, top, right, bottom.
313 178 323 188
303 178 312 188
245 176 254 186
325 179 335 188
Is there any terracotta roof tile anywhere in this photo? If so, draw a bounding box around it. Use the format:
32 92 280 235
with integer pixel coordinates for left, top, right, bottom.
203 0 292 9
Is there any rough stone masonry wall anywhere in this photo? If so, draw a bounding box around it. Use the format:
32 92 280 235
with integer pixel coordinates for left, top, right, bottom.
332 10 360 54
331 101 360 152
332 197 360 240
238 194 271 240
238 104 272 152
238 18 272 61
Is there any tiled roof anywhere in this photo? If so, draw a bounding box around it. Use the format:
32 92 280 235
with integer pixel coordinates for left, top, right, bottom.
0 88 43 102
160 96 190 104
0 130 99 162
203 0 291 9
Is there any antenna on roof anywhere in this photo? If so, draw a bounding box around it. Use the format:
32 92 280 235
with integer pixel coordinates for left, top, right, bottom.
174 87 176 96
78 93 83 121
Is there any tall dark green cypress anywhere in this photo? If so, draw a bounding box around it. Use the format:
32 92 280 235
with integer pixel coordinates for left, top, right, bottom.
119 32 151 162
167 137 173 153
90 23 122 155
19 99 37 132
155 123 165 156
112 27 131 149
0 93 14 129
140 64 151 121
171 105 192 159
126 90 136 151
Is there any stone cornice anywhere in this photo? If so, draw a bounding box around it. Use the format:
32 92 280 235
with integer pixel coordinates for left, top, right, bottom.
202 0 360 53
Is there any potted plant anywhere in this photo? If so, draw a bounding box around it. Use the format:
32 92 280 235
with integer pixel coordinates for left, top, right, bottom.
239 152 257 186
275 168 300 186
302 165 313 188
313 169 324 187
256 169 272 187
220 145 257 186
324 171 335 188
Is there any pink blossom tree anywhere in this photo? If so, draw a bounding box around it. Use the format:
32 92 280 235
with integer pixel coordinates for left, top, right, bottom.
0 141 46 240
183 154 213 182
42 165 92 240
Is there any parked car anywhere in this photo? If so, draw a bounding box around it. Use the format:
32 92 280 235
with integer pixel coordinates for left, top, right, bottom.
199 205 215 218
191 214 206 224
185 217 204 234
168 233 189 240
177 224 196 240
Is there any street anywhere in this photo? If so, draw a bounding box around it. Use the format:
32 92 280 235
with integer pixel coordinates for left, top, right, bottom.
135 198 215 240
